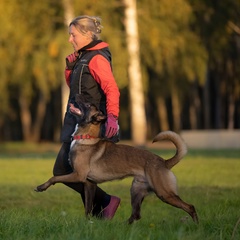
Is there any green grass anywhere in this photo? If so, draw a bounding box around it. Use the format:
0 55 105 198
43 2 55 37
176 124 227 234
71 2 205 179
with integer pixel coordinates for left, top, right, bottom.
0 143 240 240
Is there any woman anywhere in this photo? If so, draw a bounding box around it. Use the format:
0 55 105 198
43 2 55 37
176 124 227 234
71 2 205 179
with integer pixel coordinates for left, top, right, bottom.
53 15 120 219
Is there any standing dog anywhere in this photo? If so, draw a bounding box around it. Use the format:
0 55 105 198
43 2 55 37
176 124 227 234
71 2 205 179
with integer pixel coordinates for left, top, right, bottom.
35 95 198 224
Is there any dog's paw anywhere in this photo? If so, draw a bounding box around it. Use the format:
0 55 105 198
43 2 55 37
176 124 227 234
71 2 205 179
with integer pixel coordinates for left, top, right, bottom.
34 185 45 192
34 187 41 192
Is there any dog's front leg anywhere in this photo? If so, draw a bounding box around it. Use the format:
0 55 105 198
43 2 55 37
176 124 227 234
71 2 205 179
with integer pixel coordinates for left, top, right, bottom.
35 178 53 192
84 181 97 218
35 172 81 192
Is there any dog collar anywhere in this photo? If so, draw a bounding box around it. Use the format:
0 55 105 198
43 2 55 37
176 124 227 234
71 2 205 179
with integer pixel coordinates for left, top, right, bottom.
73 134 97 140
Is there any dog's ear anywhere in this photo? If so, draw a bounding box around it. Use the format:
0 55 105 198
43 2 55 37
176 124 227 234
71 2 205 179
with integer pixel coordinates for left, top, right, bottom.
91 112 107 123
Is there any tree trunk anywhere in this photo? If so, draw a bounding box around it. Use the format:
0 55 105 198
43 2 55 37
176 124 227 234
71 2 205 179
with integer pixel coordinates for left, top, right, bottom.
32 94 48 141
203 66 211 129
156 96 169 131
61 0 74 121
19 92 47 142
19 93 32 141
227 93 235 129
171 86 181 132
123 0 147 146
189 80 201 129
213 77 221 129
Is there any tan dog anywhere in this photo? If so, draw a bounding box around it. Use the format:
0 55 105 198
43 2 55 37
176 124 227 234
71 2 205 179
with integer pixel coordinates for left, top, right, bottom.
35 95 198 224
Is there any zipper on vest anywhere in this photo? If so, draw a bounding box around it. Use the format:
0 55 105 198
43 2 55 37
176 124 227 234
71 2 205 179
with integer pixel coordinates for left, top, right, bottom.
79 64 88 94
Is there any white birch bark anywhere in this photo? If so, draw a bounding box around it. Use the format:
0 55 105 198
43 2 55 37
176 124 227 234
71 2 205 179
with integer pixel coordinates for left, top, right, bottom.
124 0 147 145
61 0 74 121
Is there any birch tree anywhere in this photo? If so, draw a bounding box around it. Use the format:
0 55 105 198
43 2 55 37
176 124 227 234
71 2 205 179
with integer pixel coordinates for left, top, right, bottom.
123 0 147 145
62 0 74 120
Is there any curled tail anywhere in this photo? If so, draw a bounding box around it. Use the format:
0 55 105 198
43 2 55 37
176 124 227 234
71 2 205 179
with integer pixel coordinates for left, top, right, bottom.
152 131 187 169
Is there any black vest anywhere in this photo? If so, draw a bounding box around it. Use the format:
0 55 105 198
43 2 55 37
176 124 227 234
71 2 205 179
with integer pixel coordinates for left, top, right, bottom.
60 47 112 142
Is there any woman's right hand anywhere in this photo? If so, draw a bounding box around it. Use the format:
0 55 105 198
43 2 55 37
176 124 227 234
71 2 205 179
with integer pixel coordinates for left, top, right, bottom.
66 52 79 69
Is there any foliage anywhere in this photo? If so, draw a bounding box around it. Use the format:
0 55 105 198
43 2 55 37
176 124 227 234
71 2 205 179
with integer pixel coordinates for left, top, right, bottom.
0 0 65 112
0 144 240 239
0 0 239 141
188 0 240 128
138 0 207 86
0 0 68 141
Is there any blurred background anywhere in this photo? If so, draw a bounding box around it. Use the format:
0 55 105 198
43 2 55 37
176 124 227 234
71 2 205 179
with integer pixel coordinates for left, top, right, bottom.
0 0 239 147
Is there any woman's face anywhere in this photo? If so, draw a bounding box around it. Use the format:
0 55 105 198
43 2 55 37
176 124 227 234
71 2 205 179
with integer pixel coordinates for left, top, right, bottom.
68 25 92 51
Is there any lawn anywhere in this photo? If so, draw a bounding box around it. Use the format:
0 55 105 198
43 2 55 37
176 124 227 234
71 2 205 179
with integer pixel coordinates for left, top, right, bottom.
0 142 239 240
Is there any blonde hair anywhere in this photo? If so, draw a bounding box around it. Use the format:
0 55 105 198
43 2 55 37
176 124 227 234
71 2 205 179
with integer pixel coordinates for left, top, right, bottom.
69 15 103 40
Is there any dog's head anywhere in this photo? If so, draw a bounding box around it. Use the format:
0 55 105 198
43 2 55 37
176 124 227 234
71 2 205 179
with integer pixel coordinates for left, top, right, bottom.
69 94 106 126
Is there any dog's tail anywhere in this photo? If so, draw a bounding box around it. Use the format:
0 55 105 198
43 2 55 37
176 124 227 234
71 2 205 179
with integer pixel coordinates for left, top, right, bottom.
152 131 187 169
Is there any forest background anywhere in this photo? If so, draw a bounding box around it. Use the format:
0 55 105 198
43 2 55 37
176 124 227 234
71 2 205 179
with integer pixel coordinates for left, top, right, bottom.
0 0 239 143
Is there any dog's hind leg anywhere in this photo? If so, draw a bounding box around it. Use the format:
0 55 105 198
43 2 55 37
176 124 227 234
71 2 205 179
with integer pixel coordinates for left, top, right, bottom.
161 194 199 223
128 177 149 224
149 169 198 223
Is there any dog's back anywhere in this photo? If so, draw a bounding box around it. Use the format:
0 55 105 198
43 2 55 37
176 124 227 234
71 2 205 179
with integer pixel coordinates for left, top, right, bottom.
87 141 161 181
85 131 187 183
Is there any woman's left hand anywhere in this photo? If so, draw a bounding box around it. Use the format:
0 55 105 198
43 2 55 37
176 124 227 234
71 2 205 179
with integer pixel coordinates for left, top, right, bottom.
105 114 118 138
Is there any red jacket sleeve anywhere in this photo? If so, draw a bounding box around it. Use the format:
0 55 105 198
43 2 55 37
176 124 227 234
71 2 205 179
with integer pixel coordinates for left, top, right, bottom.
89 55 120 117
64 68 71 87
